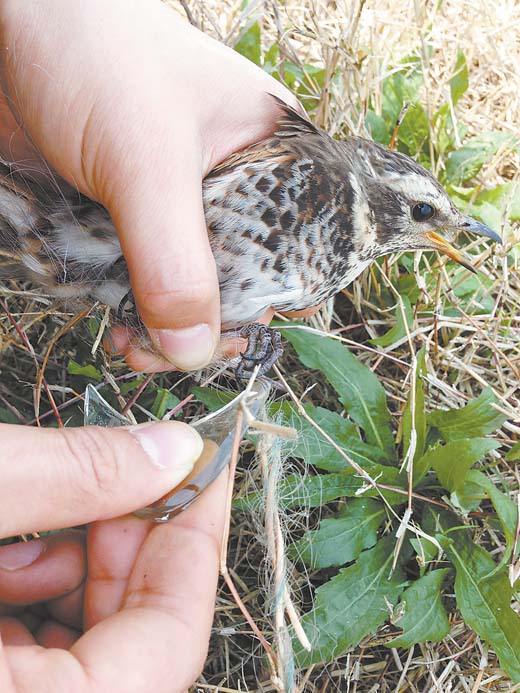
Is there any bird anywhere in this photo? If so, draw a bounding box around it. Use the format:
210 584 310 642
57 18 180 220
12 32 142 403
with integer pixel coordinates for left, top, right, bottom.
0 98 501 376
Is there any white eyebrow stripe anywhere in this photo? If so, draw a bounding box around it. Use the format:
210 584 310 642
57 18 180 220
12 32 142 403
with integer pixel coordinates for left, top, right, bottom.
386 174 453 214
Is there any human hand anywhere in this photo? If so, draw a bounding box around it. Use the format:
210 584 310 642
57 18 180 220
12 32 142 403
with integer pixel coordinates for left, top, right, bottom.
0 0 303 372
0 420 227 692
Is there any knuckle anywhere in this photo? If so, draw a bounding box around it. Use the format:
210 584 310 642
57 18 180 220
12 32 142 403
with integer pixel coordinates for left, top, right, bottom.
57 427 124 499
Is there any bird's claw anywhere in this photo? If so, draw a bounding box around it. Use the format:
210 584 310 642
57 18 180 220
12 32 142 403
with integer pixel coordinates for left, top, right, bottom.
235 323 284 379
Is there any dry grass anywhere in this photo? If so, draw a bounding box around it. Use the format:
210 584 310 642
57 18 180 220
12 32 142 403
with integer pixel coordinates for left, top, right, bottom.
1 0 520 691
175 1 520 691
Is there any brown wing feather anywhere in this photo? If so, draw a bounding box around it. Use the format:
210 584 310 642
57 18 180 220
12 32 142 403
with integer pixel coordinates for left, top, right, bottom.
207 94 324 180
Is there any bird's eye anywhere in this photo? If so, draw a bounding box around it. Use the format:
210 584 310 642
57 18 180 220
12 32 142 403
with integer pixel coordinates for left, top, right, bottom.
412 202 435 222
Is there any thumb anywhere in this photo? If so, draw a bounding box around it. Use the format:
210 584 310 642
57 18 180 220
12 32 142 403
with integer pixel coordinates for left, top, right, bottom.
0 421 203 538
106 128 220 372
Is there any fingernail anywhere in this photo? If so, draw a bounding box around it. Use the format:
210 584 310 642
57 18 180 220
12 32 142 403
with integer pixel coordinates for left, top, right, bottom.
150 324 215 371
0 540 45 572
129 422 203 483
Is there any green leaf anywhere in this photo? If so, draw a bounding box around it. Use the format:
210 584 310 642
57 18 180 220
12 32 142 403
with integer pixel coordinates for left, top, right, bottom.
402 348 427 477
262 43 279 75
0 407 20 424
423 504 460 535
505 440 520 462
410 536 439 567
87 317 102 339
283 328 395 458
434 103 467 156
192 386 236 411
234 21 261 65
150 388 180 420
233 472 369 512
282 62 328 96
118 377 146 395
423 438 500 492
275 403 390 473
450 50 469 106
451 273 495 314
381 58 423 122
466 469 518 567
236 466 404 511
365 109 390 145
475 182 520 222
388 569 450 647
451 476 488 514
470 200 504 232
428 388 507 442
279 473 365 508
291 499 385 568
445 132 517 184
371 296 414 348
397 102 430 155
295 536 406 666
67 359 102 381
442 531 520 682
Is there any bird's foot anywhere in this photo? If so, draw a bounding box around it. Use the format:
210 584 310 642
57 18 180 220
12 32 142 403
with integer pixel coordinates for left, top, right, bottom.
235 323 283 379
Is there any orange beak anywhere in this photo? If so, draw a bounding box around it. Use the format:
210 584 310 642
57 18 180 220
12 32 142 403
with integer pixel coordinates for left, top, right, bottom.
424 217 501 274
424 231 477 274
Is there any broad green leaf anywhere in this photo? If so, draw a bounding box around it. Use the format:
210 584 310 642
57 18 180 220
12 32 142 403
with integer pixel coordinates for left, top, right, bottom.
234 21 261 65
505 440 520 462
470 200 504 232
295 536 406 666
67 359 102 381
423 504 460 535
410 537 439 567
402 348 427 477
452 274 495 315
450 50 469 105
381 58 423 122
279 473 365 508
119 377 146 395
192 386 236 411
262 43 279 75
371 296 414 348
445 132 517 184
0 408 20 424
475 182 520 222
423 438 500 492
434 103 468 156
235 466 405 511
87 317 102 339
233 472 368 512
397 102 430 155
150 388 180 420
283 329 395 458
291 499 385 568
395 272 422 304
466 469 518 569
388 569 450 647
428 388 507 442
451 476 488 514
275 403 390 473
442 532 520 682
283 62 328 96
365 109 390 145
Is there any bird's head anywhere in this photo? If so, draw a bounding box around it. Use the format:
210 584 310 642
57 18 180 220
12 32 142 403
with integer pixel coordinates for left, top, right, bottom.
351 138 501 271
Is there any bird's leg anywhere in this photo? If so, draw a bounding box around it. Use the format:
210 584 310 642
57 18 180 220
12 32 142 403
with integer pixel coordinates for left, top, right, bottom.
116 293 284 378
235 323 284 379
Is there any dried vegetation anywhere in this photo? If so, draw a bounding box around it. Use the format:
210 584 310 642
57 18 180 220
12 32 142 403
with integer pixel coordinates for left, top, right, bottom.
1 0 520 691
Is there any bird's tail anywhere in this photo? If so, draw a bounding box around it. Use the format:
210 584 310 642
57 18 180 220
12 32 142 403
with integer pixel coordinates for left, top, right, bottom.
0 160 45 282
0 161 126 301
